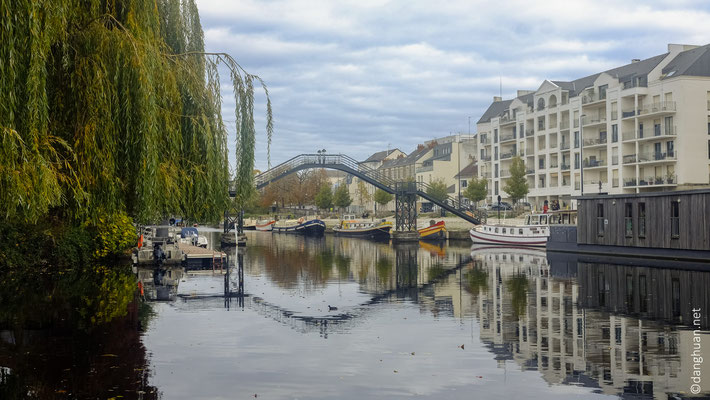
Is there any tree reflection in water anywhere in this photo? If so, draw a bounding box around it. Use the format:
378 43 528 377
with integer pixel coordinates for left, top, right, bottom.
0 263 158 398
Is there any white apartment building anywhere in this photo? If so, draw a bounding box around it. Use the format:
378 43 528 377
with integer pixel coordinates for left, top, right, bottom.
476 43 710 209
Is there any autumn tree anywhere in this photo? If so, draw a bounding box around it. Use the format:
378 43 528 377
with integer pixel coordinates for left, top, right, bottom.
356 180 372 210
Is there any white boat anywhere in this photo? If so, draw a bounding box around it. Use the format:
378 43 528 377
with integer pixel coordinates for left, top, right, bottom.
469 211 576 247
255 220 276 231
179 227 208 248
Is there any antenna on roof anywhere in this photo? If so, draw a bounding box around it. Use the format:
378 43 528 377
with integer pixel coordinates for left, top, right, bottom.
499 75 502 98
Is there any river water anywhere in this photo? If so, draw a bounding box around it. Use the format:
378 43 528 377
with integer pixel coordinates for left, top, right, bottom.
1 231 709 399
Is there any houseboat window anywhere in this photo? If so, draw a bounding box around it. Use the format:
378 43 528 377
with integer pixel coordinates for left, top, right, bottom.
639 275 648 313
530 215 540 225
519 229 524 235
525 216 530 225
670 200 680 238
540 215 548 225
495 228 499 233
597 203 605 236
624 203 633 238
502 228 507 234
638 203 646 238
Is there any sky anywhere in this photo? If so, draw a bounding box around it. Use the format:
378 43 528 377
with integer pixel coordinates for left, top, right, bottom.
195 0 710 171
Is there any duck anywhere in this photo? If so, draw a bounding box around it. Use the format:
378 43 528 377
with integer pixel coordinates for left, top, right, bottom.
328 305 338 311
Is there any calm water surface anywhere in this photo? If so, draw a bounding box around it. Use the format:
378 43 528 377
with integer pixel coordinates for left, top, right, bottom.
2 231 710 399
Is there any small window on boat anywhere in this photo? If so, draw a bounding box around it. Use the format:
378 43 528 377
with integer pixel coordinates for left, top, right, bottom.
540 215 548 225
502 228 507 234
526 216 531 225
519 228 524 235
495 228 499 233
530 215 540 225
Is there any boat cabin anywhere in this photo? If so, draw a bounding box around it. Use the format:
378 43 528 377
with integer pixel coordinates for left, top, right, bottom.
525 210 577 226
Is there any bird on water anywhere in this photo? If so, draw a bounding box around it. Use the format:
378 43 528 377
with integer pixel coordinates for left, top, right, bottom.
328 305 338 311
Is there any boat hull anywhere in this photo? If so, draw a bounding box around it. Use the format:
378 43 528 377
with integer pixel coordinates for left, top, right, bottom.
273 219 326 236
255 220 275 231
469 226 548 247
333 225 391 240
418 221 446 241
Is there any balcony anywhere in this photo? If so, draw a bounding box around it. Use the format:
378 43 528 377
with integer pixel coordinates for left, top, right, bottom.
560 142 570 150
637 151 677 163
582 92 605 105
500 133 516 143
623 178 637 187
501 169 511 178
622 131 636 141
612 178 619 188
482 172 492 178
583 159 606 169
583 137 607 147
549 142 558 149
612 155 619 165
500 151 515 160
500 113 516 125
582 115 607 127
480 136 490 145
560 163 570 171
611 111 618 120
621 110 637 119
622 154 636 164
416 165 433 173
638 174 677 187
559 120 570 130
481 155 492 162
526 168 535 175
637 125 676 141
549 162 559 169
525 128 534 137
638 101 676 117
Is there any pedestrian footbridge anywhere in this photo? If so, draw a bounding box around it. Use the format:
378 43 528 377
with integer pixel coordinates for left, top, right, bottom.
250 153 483 225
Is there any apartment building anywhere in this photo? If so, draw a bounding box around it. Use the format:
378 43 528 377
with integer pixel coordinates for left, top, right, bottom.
476 43 710 209
415 134 478 199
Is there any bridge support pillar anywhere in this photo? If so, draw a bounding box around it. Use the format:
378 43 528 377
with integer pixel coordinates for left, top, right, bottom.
394 181 417 234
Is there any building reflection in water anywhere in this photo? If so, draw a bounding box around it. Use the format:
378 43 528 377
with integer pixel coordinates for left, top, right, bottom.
231 234 710 398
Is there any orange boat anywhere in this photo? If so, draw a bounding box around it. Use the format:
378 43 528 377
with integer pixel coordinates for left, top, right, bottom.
418 220 446 241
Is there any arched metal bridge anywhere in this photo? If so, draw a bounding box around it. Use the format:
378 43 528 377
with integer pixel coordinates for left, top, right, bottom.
250 153 483 225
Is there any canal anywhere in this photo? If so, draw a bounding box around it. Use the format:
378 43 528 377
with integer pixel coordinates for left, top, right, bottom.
1 231 709 399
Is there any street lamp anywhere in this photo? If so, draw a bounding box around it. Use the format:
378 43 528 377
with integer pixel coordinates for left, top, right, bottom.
579 113 586 196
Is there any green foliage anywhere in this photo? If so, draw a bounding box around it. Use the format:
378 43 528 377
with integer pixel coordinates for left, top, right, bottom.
87 211 136 258
464 262 488 296
463 177 487 205
0 0 271 226
373 189 393 206
356 180 371 205
503 156 529 203
425 179 449 203
333 184 352 210
315 183 333 210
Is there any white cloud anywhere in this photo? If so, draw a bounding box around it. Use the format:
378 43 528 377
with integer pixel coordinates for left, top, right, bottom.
195 0 710 170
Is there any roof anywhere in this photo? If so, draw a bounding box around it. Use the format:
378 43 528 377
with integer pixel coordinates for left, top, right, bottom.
662 43 710 78
479 49 672 124
362 149 400 163
477 99 513 124
454 161 478 178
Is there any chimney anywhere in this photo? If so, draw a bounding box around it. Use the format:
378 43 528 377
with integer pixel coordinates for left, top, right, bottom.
631 59 640 63
517 90 534 97
493 96 502 102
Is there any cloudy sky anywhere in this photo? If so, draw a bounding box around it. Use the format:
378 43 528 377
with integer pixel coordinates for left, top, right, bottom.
195 0 710 171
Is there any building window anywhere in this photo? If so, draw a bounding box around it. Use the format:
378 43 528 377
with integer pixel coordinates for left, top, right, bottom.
494 181 499 195
670 200 680 238
597 203 605 236
667 140 674 157
495 147 498 161
461 180 468 188
599 84 608 100
574 153 580 169
538 116 545 131
612 124 618 143
494 129 498 143
638 202 646 238
639 123 644 138
624 203 633 237
574 131 580 148
639 275 647 313
495 164 499 178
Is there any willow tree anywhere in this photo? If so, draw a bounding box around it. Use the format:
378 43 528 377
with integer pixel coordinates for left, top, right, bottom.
0 0 272 225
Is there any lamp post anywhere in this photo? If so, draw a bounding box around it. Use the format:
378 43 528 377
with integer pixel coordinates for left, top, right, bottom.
579 113 586 196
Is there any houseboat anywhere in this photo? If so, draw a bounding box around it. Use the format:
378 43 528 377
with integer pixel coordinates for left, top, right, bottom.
273 218 326 236
418 220 446 241
470 211 577 247
255 220 276 231
333 218 392 240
